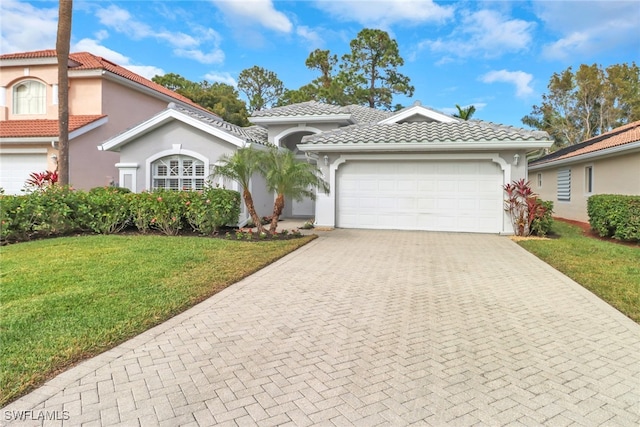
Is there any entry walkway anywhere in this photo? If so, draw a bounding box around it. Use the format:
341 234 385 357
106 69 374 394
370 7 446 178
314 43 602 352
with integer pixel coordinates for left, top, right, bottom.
3 230 639 426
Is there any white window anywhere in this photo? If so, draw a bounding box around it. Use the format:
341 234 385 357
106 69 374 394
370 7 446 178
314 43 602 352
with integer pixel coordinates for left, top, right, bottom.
557 169 571 202
585 166 594 194
151 155 205 190
537 173 542 188
13 80 46 114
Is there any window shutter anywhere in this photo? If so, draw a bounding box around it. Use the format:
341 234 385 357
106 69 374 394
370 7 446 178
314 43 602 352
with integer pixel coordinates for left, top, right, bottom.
557 169 571 201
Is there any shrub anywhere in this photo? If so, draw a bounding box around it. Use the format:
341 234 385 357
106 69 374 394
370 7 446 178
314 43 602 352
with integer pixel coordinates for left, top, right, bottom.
184 187 241 235
84 187 132 234
588 195 640 241
503 179 553 236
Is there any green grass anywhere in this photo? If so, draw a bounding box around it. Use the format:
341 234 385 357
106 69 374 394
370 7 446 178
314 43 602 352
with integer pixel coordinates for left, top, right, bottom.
0 234 314 405
517 221 640 323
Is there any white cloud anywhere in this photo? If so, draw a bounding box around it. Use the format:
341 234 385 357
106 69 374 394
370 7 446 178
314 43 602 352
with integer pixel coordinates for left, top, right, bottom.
534 1 639 60
211 0 293 33
73 38 164 79
296 26 324 50
204 72 237 87
313 0 454 27
418 9 535 60
0 0 58 53
94 4 224 65
481 70 534 98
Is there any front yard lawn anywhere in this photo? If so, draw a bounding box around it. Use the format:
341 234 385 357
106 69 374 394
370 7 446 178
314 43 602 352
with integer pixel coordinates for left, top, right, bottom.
517 221 640 323
0 234 314 406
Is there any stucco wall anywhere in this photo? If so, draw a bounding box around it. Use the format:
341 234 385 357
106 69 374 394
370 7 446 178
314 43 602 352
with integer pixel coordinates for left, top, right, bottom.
0 64 59 120
531 151 640 222
69 78 169 190
117 120 238 192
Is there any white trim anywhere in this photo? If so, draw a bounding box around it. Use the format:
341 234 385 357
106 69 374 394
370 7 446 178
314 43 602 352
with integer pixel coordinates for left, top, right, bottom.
0 137 57 143
319 152 509 232
0 57 57 67
0 147 48 154
273 126 322 148
529 141 640 171
298 141 553 152
100 108 245 151
115 163 139 193
584 164 594 196
378 104 459 124
144 147 209 190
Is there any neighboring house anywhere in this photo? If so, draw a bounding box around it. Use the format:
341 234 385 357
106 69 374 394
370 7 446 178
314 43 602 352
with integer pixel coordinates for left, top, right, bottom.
101 100 553 233
0 49 210 194
529 120 640 223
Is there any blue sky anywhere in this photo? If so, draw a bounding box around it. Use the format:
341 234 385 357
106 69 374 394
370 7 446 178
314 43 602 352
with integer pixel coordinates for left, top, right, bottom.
1 0 638 127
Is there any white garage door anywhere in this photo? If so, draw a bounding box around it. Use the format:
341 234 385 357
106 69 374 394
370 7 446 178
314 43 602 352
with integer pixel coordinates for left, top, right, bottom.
337 160 503 233
0 153 48 194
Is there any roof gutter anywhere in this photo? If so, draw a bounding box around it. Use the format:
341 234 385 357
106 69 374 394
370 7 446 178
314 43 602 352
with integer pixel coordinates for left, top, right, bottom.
298 141 553 152
529 141 640 171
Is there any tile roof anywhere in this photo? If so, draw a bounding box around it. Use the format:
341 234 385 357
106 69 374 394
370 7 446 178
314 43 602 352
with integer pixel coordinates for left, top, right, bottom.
529 120 640 166
251 101 392 124
0 50 211 114
301 121 551 145
0 115 106 138
169 103 269 145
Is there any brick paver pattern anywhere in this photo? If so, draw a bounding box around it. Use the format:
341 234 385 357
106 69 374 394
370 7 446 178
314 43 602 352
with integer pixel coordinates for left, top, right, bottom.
2 230 639 426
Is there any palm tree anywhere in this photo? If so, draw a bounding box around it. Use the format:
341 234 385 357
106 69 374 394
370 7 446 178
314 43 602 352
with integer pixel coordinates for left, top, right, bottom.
56 0 73 185
454 104 476 120
212 147 267 234
261 148 329 234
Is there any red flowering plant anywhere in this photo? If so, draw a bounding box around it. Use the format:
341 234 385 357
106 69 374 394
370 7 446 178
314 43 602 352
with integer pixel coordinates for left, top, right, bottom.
503 179 553 237
25 170 59 190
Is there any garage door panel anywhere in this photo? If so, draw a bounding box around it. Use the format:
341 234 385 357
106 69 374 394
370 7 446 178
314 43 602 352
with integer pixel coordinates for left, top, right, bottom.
337 160 502 233
0 153 48 195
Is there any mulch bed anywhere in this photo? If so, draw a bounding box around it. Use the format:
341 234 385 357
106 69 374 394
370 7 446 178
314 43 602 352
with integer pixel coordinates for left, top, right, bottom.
554 217 639 247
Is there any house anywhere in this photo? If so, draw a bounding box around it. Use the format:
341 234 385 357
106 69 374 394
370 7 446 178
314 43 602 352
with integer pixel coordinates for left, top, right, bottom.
100 100 553 234
0 49 210 194
528 121 640 223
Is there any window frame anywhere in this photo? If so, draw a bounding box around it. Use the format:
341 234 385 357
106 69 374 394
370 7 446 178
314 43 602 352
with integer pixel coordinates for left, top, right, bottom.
151 155 206 191
584 165 594 195
536 173 542 188
12 79 46 115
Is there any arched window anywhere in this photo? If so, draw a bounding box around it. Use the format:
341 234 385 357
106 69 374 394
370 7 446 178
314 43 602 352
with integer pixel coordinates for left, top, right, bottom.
13 80 46 114
151 155 206 190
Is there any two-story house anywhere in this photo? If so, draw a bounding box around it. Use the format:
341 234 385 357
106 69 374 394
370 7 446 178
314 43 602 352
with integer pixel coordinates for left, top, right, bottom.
0 49 209 194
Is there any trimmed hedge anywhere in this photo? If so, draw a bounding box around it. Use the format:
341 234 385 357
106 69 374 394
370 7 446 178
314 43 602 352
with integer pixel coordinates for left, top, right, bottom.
0 186 241 243
587 194 640 242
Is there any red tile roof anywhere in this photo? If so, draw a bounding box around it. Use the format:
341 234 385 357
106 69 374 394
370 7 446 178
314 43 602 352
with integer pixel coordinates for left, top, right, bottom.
0 115 106 138
0 50 211 114
530 120 640 166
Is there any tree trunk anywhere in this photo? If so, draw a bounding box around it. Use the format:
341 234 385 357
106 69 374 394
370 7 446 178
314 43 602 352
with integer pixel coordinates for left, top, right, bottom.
56 0 72 186
269 194 285 234
243 188 266 234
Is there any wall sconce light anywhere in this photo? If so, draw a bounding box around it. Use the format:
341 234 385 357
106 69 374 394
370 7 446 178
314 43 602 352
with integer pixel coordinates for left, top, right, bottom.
50 154 58 162
323 155 329 166
513 153 520 166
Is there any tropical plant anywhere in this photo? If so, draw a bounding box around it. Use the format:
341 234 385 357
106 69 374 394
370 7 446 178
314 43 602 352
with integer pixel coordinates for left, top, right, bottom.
25 170 59 189
503 179 553 236
260 149 329 234
453 104 476 120
212 147 267 234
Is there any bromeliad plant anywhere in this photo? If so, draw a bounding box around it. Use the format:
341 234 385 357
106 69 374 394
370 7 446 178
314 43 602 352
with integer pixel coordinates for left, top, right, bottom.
25 170 59 190
503 179 553 236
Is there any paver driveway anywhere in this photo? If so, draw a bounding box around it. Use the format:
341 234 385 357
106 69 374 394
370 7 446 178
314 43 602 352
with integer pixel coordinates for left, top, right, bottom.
3 230 639 426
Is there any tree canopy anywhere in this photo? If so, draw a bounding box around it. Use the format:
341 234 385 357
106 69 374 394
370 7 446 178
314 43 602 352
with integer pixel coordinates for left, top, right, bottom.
237 66 284 113
454 104 476 120
277 29 413 110
522 62 640 148
152 73 249 126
